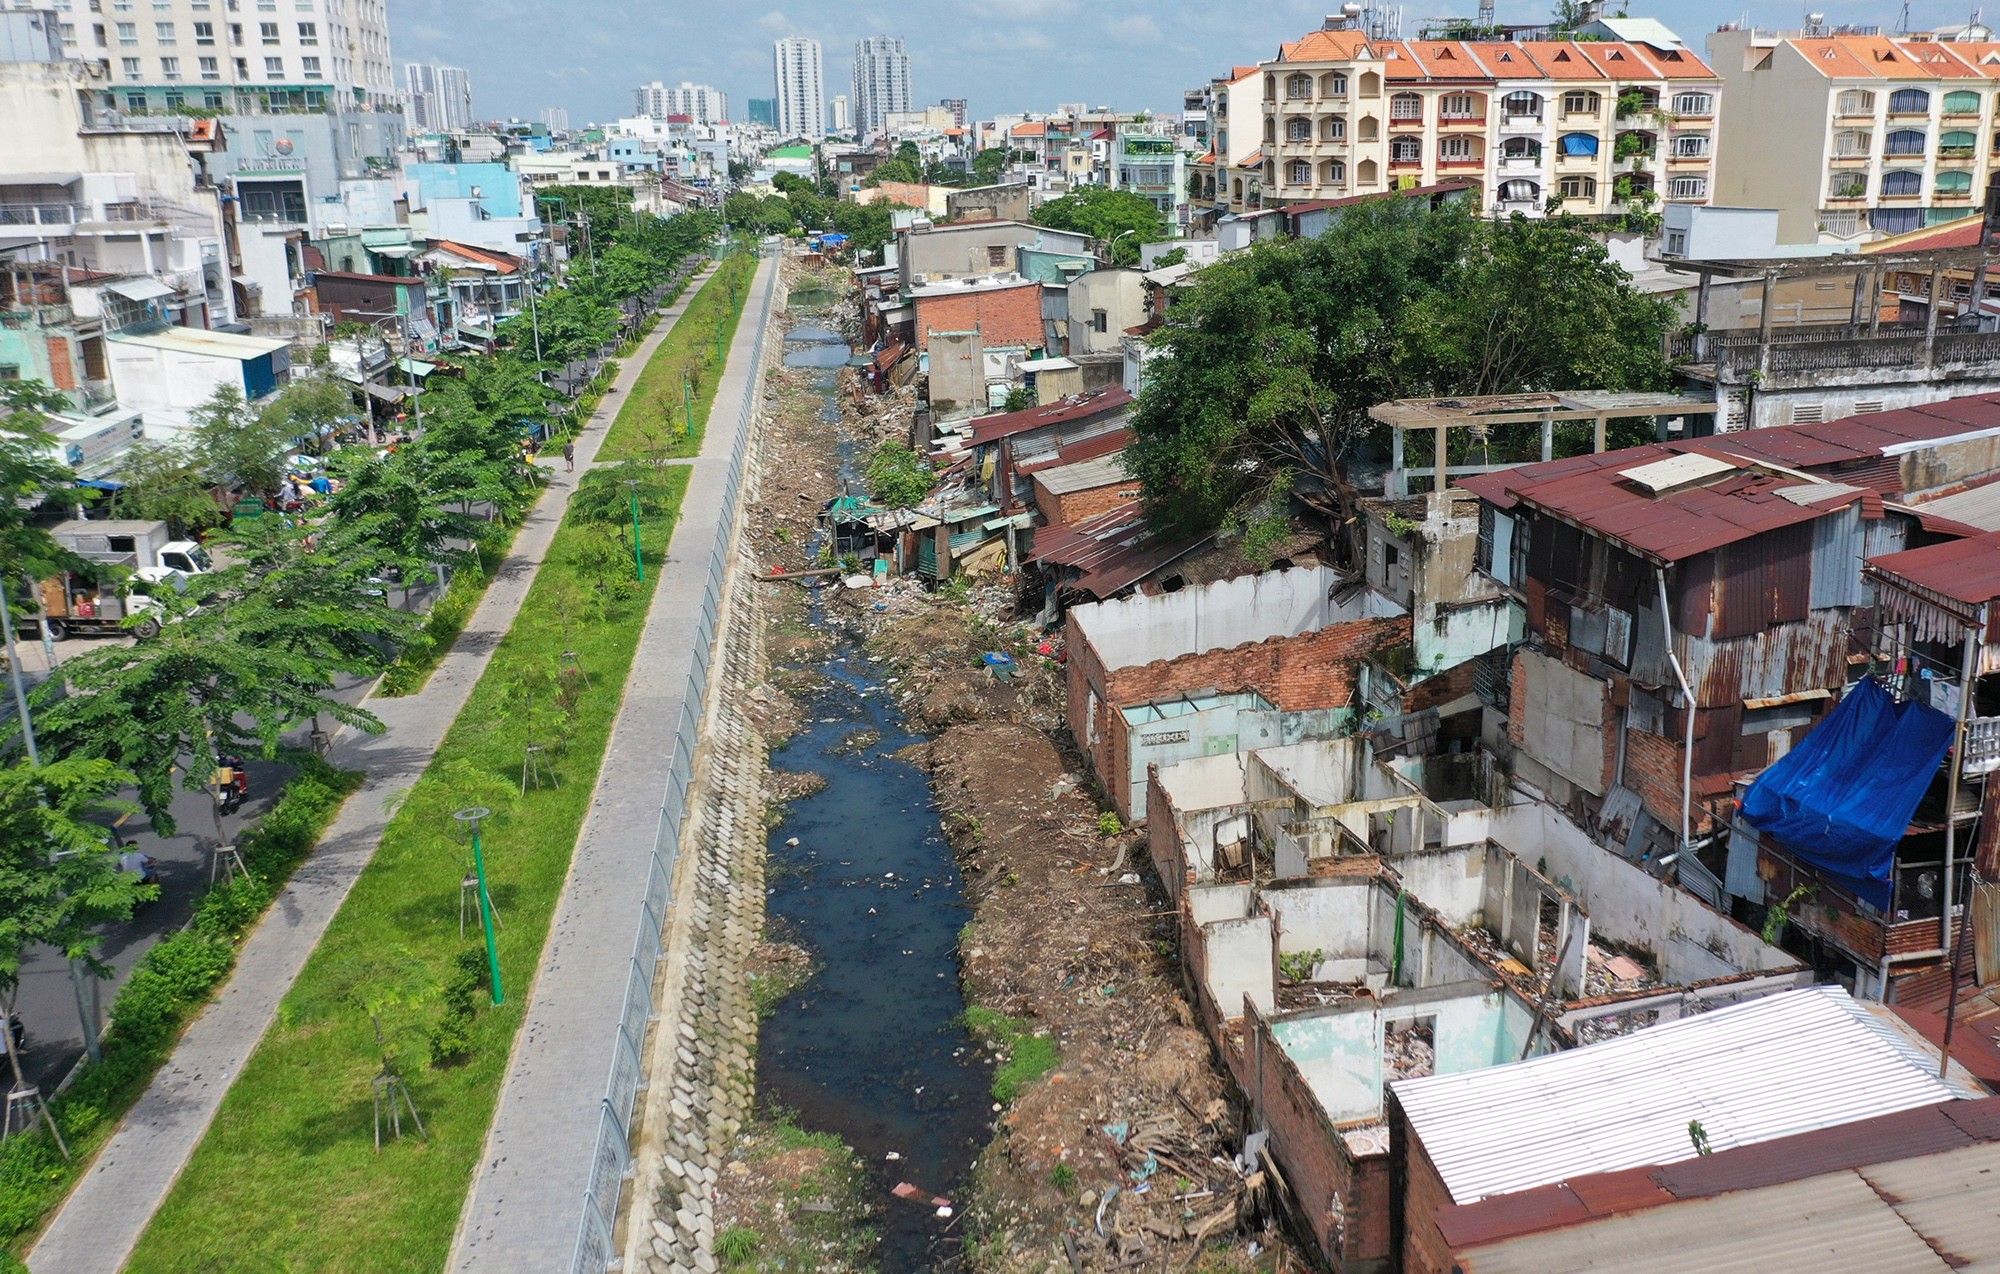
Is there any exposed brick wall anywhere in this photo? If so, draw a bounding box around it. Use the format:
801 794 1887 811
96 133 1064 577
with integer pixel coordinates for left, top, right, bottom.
1088 616 1412 816
1034 476 1144 526
914 283 1043 349
45 336 75 391
1249 1009 1392 1273
1146 770 1191 900
1396 1123 1458 1274
1623 726 1684 832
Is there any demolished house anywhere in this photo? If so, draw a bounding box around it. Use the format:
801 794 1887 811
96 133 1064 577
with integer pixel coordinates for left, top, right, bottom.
1149 734 1808 1272
1065 566 1410 820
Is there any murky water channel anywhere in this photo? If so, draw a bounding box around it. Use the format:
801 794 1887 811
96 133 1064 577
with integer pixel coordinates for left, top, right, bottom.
757 320 991 1271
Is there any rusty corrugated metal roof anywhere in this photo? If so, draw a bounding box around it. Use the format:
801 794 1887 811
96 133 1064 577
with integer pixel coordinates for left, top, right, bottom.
965 386 1132 445
1867 528 2000 606
1029 499 1211 599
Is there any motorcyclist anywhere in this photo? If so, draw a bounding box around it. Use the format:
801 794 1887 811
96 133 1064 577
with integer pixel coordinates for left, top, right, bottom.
216 756 249 815
119 840 159 887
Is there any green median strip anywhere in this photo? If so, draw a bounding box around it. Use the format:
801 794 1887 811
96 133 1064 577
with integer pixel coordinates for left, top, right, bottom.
598 250 758 464
121 458 691 1272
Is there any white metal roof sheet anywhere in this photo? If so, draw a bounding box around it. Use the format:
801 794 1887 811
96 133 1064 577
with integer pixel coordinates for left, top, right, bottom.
1910 481 2000 532
1391 985 1984 1206
109 326 289 359
1035 451 1131 496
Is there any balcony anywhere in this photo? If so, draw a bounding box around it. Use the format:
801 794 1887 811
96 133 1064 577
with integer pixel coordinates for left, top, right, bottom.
0 203 83 231
1438 112 1486 129
1965 717 2000 777
1500 113 1544 132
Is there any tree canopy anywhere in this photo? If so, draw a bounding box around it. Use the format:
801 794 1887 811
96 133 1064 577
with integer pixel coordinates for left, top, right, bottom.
1031 188 1170 265
1125 202 1678 560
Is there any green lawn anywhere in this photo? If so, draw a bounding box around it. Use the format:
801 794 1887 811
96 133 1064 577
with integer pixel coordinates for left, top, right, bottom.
598 250 759 463
124 462 693 1273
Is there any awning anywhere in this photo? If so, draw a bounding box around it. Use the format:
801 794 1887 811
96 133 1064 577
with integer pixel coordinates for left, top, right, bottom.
106 277 178 302
75 478 124 490
1560 133 1600 157
395 358 437 377
371 245 414 258
1739 678 1956 907
1 172 80 187
365 384 411 402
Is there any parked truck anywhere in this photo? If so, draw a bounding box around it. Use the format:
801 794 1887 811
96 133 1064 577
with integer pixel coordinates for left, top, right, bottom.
18 520 211 641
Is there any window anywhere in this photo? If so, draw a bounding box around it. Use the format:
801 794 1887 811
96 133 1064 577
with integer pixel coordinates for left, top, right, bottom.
1390 136 1422 162
1286 72 1311 99
1664 229 1687 255
162 89 183 108
1438 135 1475 162
1937 169 1973 194
1837 88 1876 115
1321 116 1345 141
1671 91 1715 116
1439 92 1479 119
121 55 140 76
93 24 105 46
154 20 173 41
1881 168 1922 196
1502 90 1542 118
264 54 282 78
1672 133 1710 158
1820 209 1861 237
1502 135 1541 160
1390 92 1422 120
203 90 223 108
116 20 135 42
1286 116 1311 141
1323 158 1346 183
1871 207 1924 234
1497 178 1539 201
300 54 319 77
1091 309 1107 334
985 245 1007 267
1559 132 1599 157
1327 72 1347 96
234 56 248 76
296 20 314 42
259 21 277 42
1827 169 1869 198
1888 87 1929 114
1884 128 1926 155
1833 129 1872 157
59 22 76 41
1561 89 1601 115
198 54 217 77
1944 89 1982 115
1288 158 1310 183
1559 173 1597 200
1941 129 1977 156
1668 175 1707 199
159 54 179 78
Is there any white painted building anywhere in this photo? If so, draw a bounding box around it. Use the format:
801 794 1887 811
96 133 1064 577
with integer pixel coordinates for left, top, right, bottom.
772 36 824 142
851 34 911 141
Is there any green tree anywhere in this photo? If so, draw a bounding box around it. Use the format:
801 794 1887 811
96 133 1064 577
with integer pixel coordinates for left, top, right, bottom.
259 374 355 454
1031 188 1169 265
0 757 149 1129
970 148 1010 185
828 200 901 261
522 287 618 365
864 156 923 187
188 383 294 500
0 380 95 596
1125 201 1674 561
110 440 225 537
863 441 935 509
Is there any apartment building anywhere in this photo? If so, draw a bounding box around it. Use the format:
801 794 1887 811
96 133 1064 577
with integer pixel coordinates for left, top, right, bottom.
1195 20 1718 222
633 80 726 125
772 35 824 141
51 0 394 115
1710 29 2000 242
405 62 471 132
851 35 911 142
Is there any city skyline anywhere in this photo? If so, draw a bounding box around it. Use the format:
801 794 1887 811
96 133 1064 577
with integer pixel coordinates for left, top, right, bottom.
386 0 1981 127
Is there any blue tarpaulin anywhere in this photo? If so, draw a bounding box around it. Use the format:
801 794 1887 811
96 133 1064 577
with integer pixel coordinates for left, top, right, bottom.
1560 133 1600 157
1739 678 1954 907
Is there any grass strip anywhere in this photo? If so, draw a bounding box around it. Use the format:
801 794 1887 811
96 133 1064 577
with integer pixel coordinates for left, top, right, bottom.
375 540 506 697
962 1006 1059 1104
598 250 759 464
123 462 691 1273
0 759 363 1269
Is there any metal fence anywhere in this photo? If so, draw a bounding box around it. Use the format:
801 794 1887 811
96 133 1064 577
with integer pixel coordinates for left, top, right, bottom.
570 245 778 1274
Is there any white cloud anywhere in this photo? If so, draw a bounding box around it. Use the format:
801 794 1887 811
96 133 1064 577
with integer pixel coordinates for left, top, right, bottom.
755 10 795 32
1105 13 1163 43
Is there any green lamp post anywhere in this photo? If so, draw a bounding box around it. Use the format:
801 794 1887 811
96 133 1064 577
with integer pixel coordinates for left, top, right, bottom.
623 477 645 583
453 806 504 1005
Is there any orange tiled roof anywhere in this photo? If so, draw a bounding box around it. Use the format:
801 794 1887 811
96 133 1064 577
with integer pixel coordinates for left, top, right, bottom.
1228 64 1261 83
1279 28 1371 62
1238 148 1263 168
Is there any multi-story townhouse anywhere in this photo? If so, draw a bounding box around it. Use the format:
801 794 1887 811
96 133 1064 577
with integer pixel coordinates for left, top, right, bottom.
52 0 394 116
1193 19 1719 224
1711 29 2000 243
1191 64 1263 219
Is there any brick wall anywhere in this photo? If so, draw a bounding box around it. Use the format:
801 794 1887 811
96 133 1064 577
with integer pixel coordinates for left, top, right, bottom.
914 282 1043 349
1623 726 1684 831
1404 656 1478 715
1091 616 1411 816
1034 476 1143 526
1395 1121 1458 1274
1146 769 1192 900
1249 1008 1393 1273
45 336 75 391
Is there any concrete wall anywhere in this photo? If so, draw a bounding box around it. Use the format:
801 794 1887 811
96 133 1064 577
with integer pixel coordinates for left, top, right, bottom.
1071 565 1405 674
926 328 983 415
1067 268 1146 356
1147 752 1249 898
1510 649 1611 797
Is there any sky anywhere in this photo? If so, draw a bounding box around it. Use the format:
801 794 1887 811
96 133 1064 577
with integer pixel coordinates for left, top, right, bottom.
390 0 1989 127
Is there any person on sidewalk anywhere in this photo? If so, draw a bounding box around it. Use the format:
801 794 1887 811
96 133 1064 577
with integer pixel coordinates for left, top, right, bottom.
563 439 575 472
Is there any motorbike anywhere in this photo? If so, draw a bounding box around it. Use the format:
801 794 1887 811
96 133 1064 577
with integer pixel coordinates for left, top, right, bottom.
217 755 249 816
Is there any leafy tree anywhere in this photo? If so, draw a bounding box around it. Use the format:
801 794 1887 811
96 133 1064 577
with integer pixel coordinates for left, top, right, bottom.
1125 201 1675 562
1001 387 1036 411
110 440 225 537
863 441 935 509
259 374 355 454
31 549 386 832
519 287 618 365
0 380 95 593
0 757 149 1133
864 156 923 187
188 383 294 500
828 200 901 261
971 148 1010 185
1153 246 1191 269
1031 188 1169 265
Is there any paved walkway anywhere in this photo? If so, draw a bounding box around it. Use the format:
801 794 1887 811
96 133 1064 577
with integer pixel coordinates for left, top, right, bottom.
28 263 723 1274
448 251 780 1272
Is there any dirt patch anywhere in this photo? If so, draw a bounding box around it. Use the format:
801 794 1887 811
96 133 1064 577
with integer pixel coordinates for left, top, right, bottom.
709 1118 875 1273
766 770 828 802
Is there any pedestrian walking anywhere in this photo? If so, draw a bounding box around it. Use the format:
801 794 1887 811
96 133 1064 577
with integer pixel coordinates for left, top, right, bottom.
563 439 575 472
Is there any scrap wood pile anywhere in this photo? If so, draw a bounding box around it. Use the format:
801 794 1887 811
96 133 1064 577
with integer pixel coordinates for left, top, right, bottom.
1075 1108 1273 1272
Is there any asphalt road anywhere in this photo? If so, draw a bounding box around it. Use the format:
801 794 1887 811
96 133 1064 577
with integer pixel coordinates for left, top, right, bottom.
6 577 435 1095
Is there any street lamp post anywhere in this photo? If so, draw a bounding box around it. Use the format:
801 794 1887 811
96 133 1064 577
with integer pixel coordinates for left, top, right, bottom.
683 372 694 437
453 807 504 1006
623 478 645 583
